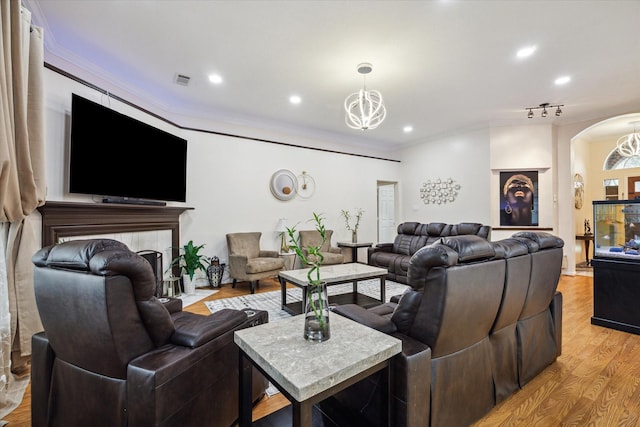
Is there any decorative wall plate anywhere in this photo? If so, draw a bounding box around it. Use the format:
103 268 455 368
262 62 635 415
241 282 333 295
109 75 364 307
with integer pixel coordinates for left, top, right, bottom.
270 169 297 201
296 171 316 199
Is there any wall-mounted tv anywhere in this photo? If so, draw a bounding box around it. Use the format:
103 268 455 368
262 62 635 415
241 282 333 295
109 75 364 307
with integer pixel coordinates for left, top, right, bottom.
69 94 187 204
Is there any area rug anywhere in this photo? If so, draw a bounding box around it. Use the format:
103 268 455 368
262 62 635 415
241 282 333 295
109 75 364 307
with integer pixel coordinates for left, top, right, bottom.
179 288 219 307
205 279 409 321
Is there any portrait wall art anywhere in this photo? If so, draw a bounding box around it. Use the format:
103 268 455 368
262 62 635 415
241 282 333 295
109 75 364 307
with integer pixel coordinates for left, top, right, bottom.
500 171 539 226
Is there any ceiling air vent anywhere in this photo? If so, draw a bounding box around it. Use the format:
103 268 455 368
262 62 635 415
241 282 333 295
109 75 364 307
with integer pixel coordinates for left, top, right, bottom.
174 73 190 86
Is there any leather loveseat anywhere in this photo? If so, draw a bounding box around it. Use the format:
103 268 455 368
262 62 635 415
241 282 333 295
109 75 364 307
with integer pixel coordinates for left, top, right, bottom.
31 239 268 427
324 231 563 427
368 221 491 284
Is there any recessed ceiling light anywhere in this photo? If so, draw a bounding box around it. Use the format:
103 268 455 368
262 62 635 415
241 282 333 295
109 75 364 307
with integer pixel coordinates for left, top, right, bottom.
403 126 413 133
208 74 223 84
289 95 302 105
555 75 571 85
516 45 537 58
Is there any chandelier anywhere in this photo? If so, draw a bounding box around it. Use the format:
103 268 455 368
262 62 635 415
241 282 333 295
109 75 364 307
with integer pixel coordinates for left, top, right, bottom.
525 102 563 119
616 132 640 157
344 63 386 130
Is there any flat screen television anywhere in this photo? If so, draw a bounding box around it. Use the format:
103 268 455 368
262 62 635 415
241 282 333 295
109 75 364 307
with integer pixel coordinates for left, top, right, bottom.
69 94 188 204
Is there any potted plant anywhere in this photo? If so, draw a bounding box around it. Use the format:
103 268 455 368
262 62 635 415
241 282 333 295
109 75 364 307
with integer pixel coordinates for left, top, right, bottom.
170 240 209 294
340 208 364 242
287 212 330 342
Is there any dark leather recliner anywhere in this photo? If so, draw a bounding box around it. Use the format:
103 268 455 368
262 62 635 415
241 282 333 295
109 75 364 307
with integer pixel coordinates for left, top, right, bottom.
31 239 267 427
325 232 563 427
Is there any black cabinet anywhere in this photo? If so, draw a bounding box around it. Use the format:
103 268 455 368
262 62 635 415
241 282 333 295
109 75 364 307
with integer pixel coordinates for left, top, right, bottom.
591 258 640 335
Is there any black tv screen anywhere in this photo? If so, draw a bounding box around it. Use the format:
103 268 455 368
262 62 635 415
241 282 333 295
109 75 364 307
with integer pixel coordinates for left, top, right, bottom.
69 94 187 203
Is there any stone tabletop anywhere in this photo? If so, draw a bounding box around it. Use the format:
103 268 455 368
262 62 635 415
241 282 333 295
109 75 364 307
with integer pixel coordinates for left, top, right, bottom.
336 241 373 247
234 313 401 402
278 262 387 286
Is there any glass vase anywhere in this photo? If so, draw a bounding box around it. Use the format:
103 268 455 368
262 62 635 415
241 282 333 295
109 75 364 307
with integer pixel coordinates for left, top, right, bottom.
304 282 330 342
352 230 358 243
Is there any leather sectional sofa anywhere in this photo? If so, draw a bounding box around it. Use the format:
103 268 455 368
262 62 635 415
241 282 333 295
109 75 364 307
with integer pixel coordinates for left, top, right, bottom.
325 231 564 427
368 221 492 284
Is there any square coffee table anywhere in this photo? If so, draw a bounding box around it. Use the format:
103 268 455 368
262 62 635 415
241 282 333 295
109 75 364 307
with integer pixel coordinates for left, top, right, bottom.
278 263 388 315
235 314 402 427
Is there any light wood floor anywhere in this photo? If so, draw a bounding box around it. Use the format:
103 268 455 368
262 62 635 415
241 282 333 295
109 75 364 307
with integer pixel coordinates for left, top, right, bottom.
5 273 640 426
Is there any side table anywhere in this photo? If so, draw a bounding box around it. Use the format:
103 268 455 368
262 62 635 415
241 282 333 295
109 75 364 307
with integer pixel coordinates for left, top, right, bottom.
576 234 594 266
279 252 297 270
235 314 401 427
336 241 373 263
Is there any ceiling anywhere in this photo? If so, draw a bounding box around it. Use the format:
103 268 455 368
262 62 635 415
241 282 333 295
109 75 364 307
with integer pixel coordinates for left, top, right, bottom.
25 0 640 153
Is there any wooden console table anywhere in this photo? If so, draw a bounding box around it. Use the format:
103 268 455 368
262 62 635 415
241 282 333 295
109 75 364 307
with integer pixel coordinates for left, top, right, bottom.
37 201 193 275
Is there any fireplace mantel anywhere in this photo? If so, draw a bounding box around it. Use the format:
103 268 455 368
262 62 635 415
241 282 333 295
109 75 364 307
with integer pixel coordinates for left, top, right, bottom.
37 201 193 273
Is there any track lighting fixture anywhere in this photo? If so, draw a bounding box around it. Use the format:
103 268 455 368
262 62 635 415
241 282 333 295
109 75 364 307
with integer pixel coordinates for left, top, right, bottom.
525 103 564 119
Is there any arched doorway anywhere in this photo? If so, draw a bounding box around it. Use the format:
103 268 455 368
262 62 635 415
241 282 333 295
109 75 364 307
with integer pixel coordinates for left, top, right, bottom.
570 113 640 273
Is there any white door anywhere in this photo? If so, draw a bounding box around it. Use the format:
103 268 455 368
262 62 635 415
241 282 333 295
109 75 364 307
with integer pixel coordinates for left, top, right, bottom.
378 183 396 243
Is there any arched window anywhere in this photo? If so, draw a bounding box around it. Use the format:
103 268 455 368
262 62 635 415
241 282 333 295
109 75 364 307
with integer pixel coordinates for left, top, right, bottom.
603 148 640 170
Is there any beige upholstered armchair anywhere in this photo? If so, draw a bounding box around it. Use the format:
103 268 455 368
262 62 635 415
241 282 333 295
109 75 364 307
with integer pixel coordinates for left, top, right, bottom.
298 229 348 265
226 232 285 293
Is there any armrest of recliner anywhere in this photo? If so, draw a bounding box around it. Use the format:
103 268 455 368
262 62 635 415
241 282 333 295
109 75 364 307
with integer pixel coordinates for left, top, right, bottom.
259 249 279 258
370 243 393 253
31 332 55 427
389 332 431 427
551 291 563 357
128 324 240 426
333 304 397 334
170 309 247 348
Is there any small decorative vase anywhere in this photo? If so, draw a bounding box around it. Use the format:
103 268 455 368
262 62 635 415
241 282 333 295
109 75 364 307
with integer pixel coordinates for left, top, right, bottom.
207 256 225 288
304 282 330 342
352 230 358 243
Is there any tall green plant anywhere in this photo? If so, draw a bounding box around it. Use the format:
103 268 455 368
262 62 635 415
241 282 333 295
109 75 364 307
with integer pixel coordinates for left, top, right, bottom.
170 240 209 280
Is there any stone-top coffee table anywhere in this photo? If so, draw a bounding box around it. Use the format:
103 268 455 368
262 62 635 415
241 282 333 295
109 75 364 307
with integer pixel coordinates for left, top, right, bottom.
235 313 401 427
278 263 388 315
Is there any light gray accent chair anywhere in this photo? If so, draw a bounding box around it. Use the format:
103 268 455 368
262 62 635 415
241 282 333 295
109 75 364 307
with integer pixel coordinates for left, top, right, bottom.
298 229 348 265
226 232 285 293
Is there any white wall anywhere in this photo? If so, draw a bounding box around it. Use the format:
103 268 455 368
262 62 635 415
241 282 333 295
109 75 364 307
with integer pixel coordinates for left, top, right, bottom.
489 124 556 241
38 69 401 274
398 128 491 226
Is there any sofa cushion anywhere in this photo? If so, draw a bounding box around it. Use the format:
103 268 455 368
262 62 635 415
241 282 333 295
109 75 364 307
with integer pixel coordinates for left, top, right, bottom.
299 229 334 252
246 257 285 274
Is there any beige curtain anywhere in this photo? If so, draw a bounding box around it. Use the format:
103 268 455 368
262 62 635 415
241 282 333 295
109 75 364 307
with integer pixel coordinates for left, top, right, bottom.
0 0 46 418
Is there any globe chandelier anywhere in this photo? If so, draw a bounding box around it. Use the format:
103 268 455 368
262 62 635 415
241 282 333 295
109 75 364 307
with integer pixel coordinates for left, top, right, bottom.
616 131 640 157
344 63 386 130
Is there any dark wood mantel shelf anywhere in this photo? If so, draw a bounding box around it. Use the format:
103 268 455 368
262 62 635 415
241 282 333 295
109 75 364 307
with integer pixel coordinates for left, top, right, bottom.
37 201 193 273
